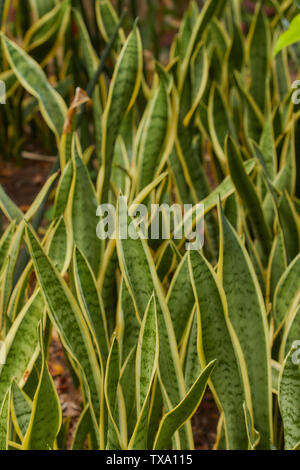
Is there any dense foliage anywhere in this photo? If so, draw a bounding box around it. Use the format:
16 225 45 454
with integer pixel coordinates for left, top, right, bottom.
0 0 299 450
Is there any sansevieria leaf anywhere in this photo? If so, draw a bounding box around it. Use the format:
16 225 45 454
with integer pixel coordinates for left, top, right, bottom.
23 325 62 450
116 196 193 449
136 295 159 416
273 253 300 334
274 14 300 56
154 360 216 450
183 41 208 127
137 82 170 192
0 290 44 408
11 381 32 441
71 405 91 450
218 203 272 449
179 0 226 89
188 250 249 450
1 33 67 136
173 159 256 246
104 336 124 450
226 136 271 264
280 306 300 363
100 24 143 203
47 216 72 275
54 160 73 218
95 0 125 46
167 253 195 345
182 308 202 391
29 0 56 19
0 388 10 450
248 4 270 112
73 246 109 367
279 347 300 450
25 226 102 421
129 295 158 450
69 137 101 274
24 0 71 67
0 223 16 267
208 83 237 167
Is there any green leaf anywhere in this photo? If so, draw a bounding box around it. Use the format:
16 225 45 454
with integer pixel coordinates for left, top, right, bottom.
176 1 198 63
208 82 237 167
116 196 193 449
1 222 25 325
71 404 90 450
118 277 140 364
11 381 32 440
154 361 216 450
179 0 226 89
267 228 287 303
263 131 296 229
271 360 281 395
0 388 10 450
1 33 67 137
104 337 124 450
274 14 300 56
25 226 102 422
259 115 276 180
273 253 300 334
279 347 300 449
129 295 159 450
137 83 170 192
248 5 270 111
226 136 271 265
278 191 300 263
183 41 208 126
173 159 256 246
54 160 73 218
73 246 109 367
233 71 263 142
111 137 130 196
167 254 195 345
188 250 249 450
0 223 16 268
120 347 137 439
275 49 290 100
24 0 71 67
23 325 62 450
218 203 272 449
95 0 125 47
0 70 18 101
70 137 101 275
280 305 300 362
30 0 56 18
243 402 261 450
73 7 103 165
47 217 71 275
228 23 245 73
100 24 143 203
182 308 202 391
136 294 158 415
0 291 44 408
99 241 118 337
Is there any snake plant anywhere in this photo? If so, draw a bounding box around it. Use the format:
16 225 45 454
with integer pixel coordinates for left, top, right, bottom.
0 0 299 450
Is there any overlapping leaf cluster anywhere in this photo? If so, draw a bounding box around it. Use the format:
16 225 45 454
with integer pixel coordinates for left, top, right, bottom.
0 0 299 450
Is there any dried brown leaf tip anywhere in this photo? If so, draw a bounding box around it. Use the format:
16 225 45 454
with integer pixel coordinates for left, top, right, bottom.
63 87 92 135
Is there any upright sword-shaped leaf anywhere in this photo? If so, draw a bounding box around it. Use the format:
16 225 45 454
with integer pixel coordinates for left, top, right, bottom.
100 24 143 203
